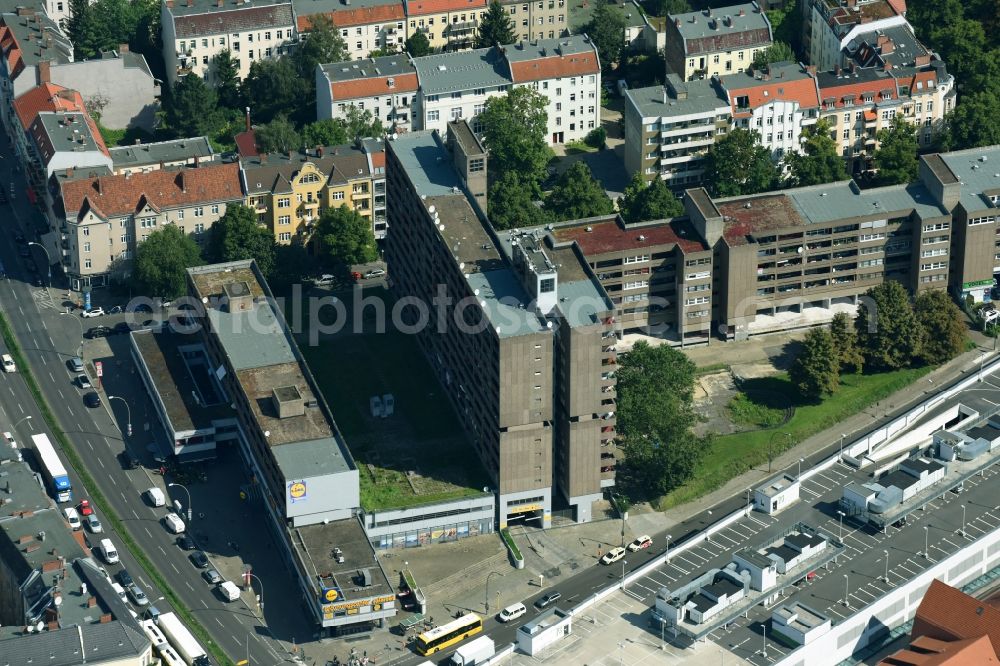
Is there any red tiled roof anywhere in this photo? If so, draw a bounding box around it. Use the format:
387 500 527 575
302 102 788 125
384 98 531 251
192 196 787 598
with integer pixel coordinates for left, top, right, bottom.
298 3 404 31
727 76 820 117
878 635 999 666
369 151 385 168
552 217 707 255
887 0 906 16
509 53 600 83
330 72 419 100
684 27 771 57
718 195 805 246
0 26 24 81
61 163 242 220
911 579 1000 659
235 129 258 158
14 83 83 130
817 76 896 108
406 0 485 17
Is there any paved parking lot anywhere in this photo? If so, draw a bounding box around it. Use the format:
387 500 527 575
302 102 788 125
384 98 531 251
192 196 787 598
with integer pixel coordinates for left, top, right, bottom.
615 370 1000 665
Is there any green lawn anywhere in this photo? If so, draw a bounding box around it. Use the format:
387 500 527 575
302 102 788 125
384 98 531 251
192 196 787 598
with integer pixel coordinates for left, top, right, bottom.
298 288 490 511
656 366 932 510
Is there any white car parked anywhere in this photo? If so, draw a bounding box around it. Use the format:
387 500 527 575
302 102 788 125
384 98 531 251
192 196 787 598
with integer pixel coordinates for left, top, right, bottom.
2 353 15 372
81 307 105 318
600 546 627 565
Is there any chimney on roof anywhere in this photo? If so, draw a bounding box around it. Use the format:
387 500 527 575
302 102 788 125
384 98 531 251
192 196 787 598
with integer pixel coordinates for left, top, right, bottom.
217 0 223 5
37 59 50 84
66 167 73 177
186 0 192 7
166 0 173 6
288 150 294 160
317 146 324 157
245 106 251 133
118 42 129 53
805 65 816 77
179 172 186 193
675 17 680 27
882 40 894 55
883 61 892 71
849 61 857 73
847 0 857 7
705 7 711 16
15 6 34 15
835 64 842 76
738 7 745 16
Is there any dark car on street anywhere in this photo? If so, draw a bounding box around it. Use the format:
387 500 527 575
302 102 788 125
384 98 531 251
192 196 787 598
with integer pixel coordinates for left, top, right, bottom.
189 550 209 568
116 569 134 587
86 326 110 339
176 534 196 550
84 392 101 408
534 591 562 609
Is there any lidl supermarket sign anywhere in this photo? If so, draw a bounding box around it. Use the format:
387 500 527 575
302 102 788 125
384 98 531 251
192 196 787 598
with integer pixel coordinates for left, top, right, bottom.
287 480 307 503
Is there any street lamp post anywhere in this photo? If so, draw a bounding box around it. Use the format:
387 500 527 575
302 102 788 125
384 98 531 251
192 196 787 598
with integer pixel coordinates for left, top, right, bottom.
843 574 850 607
980 353 986 382
961 504 967 538
485 571 504 613
883 549 889 584
245 572 264 611
107 395 132 438
837 510 845 542
14 415 32 432
27 241 51 284
621 559 628 590
798 457 805 479
840 433 846 463
762 623 767 659
168 482 192 523
746 487 752 516
923 525 929 558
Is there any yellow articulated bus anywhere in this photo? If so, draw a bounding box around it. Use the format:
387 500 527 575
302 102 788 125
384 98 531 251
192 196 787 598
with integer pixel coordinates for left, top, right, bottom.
415 613 483 655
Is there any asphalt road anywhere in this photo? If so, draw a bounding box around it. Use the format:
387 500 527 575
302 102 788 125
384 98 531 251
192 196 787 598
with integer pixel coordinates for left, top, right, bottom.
0 136 289 665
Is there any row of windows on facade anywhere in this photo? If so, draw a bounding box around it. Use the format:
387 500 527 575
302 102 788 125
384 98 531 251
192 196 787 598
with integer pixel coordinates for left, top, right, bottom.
688 49 758 69
178 31 289 52
80 208 216 233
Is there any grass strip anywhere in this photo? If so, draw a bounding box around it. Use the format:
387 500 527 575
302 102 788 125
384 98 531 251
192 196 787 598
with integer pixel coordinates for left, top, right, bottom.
500 528 523 561
656 366 932 511
0 313 234 666
694 362 730 377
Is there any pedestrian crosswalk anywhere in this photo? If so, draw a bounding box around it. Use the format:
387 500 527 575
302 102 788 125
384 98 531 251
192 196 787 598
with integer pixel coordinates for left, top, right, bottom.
31 288 57 310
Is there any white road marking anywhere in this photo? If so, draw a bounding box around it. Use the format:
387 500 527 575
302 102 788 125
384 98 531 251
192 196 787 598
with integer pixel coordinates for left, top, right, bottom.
86 440 93 450
109 475 117 486
186 581 195 591
158 546 166 556
144 527 152 538
96 456 104 468
171 563 180 574
132 509 139 520
57 389 65 400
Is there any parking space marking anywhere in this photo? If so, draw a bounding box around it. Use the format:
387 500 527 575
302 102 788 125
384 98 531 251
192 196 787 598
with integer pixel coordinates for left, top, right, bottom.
806 478 832 493
746 514 768 528
714 532 739 546
676 553 701 569
799 486 821 499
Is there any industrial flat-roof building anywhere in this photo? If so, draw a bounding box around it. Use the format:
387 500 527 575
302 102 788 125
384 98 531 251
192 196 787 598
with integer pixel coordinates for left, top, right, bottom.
385 122 617 526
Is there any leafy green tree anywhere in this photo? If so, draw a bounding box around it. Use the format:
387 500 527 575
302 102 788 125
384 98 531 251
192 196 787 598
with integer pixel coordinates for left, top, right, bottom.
616 341 702 499
475 0 517 48
789 328 839 400
212 49 243 110
914 290 967 365
830 312 863 374
765 5 802 53
544 162 614 221
703 128 779 197
206 204 277 276
873 116 919 185
940 91 1000 151
751 42 795 69
660 0 691 16
270 243 316 291
405 32 432 57
315 204 378 266
488 172 551 230
294 15 348 78
344 106 384 141
585 2 626 69
165 74 223 139
619 174 683 223
367 47 398 58
133 225 204 298
855 281 922 371
255 116 301 153
64 0 111 59
302 118 349 147
479 86 552 185
244 58 307 125
785 119 848 187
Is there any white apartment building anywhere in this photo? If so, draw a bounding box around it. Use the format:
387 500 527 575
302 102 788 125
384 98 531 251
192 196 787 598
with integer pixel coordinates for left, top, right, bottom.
412 46 512 135
161 0 297 87
53 163 244 290
295 0 406 61
806 0 907 71
316 55 419 131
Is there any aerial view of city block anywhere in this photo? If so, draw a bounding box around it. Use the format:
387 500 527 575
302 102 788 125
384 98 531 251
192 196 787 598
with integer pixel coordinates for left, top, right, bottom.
0 0 999 663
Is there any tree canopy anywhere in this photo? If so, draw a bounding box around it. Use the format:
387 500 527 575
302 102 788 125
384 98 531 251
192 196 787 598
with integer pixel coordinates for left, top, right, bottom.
584 3 626 70
785 119 848 187
914 290 967 365
855 281 922 370
873 116 919 186
544 162 615 221
703 129 779 197
302 119 349 148
315 205 378 266
940 91 1000 152
212 49 243 110
244 58 307 125
789 328 840 400
619 174 683 223
205 204 277 277
615 341 703 499
488 172 551 230
165 74 223 139
132 225 204 298
751 42 795 69
479 86 552 185
830 312 863 374
405 32 432 57
295 15 348 79
255 116 301 153
64 0 159 61
475 1 516 48
659 0 691 16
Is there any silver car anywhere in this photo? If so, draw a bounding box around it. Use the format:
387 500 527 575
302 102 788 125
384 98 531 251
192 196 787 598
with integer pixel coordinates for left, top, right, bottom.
85 513 102 533
126 583 148 606
69 357 84 372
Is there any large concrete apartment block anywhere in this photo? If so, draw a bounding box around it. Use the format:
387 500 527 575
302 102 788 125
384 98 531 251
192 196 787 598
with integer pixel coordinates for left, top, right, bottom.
385 122 616 526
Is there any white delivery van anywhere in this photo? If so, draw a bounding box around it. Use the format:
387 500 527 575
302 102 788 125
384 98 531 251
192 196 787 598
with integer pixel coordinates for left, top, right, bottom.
111 582 128 603
144 487 165 507
219 580 241 602
63 506 81 530
99 538 119 564
162 512 185 534
498 602 526 622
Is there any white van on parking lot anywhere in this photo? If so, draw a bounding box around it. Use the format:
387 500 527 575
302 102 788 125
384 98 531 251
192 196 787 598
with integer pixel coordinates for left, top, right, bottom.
99 538 119 564
144 487 165 507
498 602 526 622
